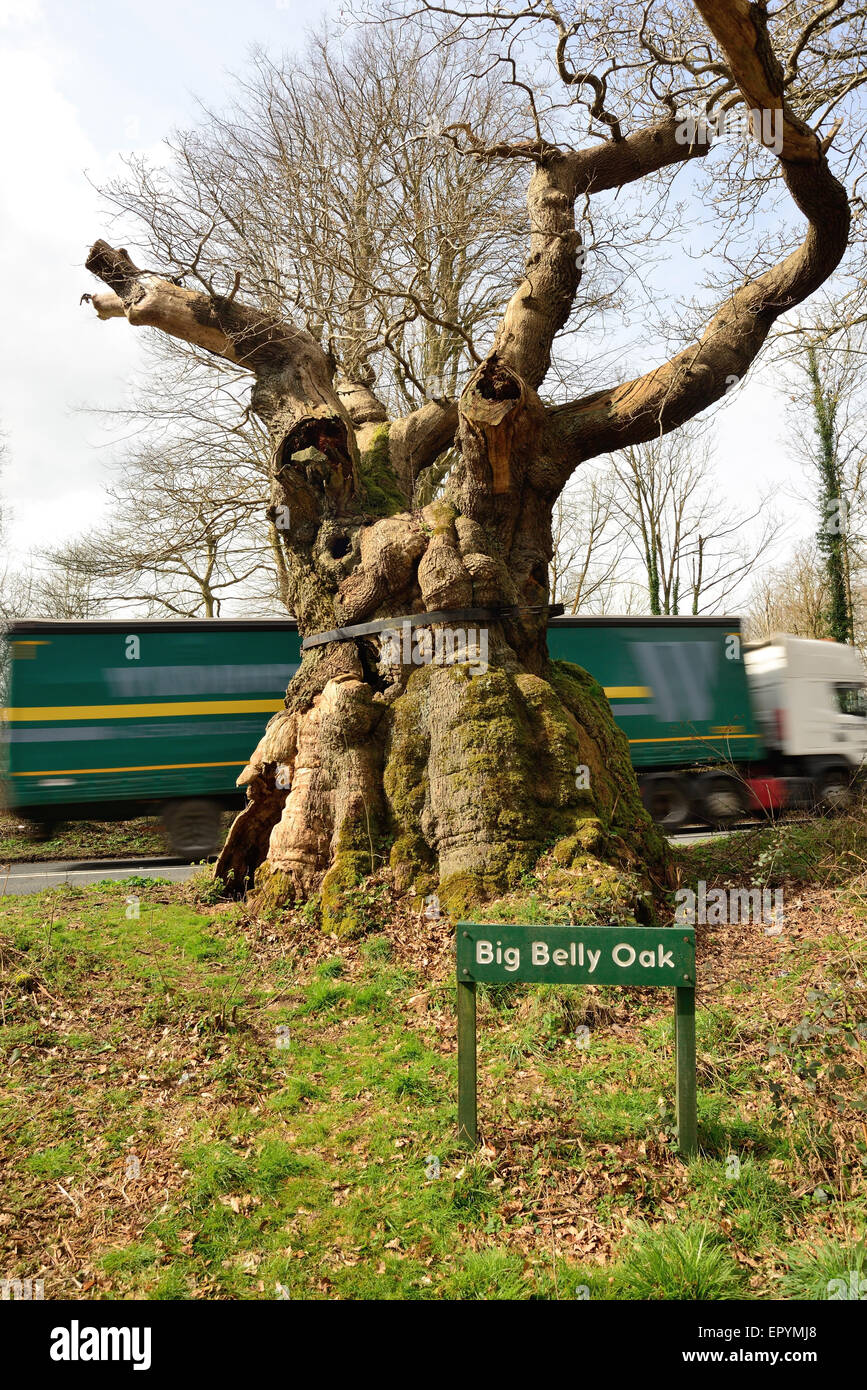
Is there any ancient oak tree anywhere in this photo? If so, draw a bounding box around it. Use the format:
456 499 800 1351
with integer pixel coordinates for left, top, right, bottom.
83 1 851 925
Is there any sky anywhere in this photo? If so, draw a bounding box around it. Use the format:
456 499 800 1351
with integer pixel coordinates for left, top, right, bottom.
0 0 816 605
0 0 325 568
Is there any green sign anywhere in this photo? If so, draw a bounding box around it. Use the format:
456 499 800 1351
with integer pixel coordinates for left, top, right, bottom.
457 923 695 987
456 922 697 1157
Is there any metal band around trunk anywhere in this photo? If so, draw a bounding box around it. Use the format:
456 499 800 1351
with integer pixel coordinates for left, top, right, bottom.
300 604 564 651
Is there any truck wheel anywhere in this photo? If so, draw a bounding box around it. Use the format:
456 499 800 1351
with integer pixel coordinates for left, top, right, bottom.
816 767 854 814
699 774 749 828
162 800 223 859
640 776 690 829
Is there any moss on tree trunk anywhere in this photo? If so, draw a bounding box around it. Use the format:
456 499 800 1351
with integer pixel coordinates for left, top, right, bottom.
218 637 672 932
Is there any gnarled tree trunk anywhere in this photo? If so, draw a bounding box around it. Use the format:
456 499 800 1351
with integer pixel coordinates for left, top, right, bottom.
208 342 672 925
83 0 850 928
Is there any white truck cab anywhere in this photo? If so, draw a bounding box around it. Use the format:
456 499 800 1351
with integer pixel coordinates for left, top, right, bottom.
744 634 867 806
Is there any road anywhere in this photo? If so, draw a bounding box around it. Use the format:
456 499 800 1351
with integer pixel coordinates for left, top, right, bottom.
0 824 759 896
1 858 203 896
667 822 764 846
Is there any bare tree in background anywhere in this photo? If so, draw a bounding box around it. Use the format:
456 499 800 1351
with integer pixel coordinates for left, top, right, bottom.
746 541 831 641
1 431 105 693
783 325 867 644
0 427 9 597
606 425 775 615
551 427 773 617
100 29 533 417
46 476 268 619
549 470 625 611
69 28 541 611
46 375 287 617
81 2 859 919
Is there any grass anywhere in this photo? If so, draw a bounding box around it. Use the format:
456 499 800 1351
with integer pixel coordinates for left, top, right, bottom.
0 814 865 1299
671 811 867 892
0 811 168 863
0 809 236 864
610 1223 747 1300
781 1237 867 1300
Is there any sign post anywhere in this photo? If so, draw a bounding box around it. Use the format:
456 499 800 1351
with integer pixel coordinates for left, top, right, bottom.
675 981 697 1156
456 923 697 1156
456 980 477 1146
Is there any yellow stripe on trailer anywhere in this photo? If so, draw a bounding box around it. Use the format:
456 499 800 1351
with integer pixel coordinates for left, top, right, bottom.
603 687 651 698
10 640 51 658
627 734 755 745
12 760 248 777
3 699 284 722
4 689 650 716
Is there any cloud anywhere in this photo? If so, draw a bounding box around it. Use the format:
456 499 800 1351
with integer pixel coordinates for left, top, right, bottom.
0 0 42 26
0 26 146 564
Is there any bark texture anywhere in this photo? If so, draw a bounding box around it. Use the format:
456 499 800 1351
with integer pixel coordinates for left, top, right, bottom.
83 0 850 928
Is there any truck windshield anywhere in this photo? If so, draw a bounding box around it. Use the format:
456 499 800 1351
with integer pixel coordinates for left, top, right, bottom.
835 684 867 717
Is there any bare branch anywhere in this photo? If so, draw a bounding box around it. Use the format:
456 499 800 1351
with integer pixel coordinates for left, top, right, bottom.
544 0 851 478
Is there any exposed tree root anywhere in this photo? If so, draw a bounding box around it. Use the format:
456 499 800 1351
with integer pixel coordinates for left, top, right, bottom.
215 648 672 930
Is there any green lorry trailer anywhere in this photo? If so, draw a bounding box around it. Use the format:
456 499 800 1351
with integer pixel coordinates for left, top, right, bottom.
2 615 776 854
